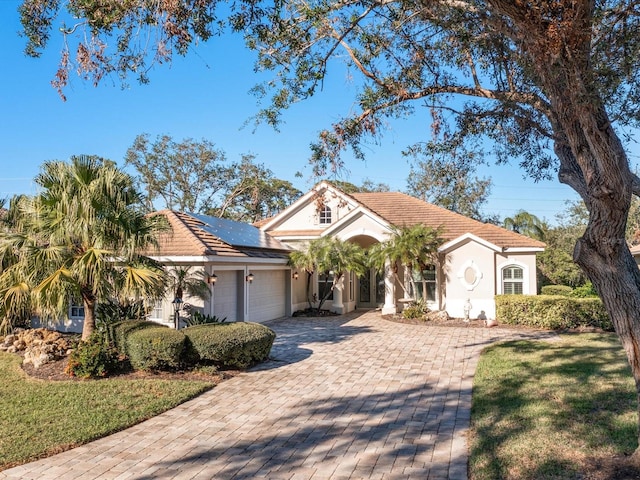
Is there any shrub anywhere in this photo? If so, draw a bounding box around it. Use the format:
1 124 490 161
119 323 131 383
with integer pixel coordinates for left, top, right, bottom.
540 285 573 296
111 320 164 356
184 322 276 369
402 298 428 319
570 282 599 298
184 311 227 327
496 295 612 331
126 327 186 371
65 333 122 378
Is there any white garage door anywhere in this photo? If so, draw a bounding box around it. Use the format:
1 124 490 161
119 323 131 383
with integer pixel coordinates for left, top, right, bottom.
212 270 238 322
248 270 286 323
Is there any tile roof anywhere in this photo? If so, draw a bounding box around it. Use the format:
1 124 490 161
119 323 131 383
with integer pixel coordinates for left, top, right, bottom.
349 192 545 249
151 210 291 259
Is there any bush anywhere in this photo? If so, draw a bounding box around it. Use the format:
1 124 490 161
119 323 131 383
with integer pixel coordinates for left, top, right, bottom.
184 322 276 369
496 295 612 331
570 282 599 298
65 333 122 378
184 311 227 327
111 320 164 356
402 298 428 319
540 285 573 296
126 327 186 371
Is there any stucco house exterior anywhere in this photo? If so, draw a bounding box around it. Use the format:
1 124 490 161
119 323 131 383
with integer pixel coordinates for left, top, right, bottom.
260 181 545 320
50 181 545 332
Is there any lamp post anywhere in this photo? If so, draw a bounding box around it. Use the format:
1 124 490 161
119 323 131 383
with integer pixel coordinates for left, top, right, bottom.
172 297 183 329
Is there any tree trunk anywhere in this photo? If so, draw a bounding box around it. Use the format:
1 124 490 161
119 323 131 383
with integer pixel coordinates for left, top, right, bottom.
547 79 640 456
81 292 97 341
498 0 640 453
305 270 313 309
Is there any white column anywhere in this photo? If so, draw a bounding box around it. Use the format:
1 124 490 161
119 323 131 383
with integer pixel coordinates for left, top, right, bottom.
332 272 345 314
381 260 397 315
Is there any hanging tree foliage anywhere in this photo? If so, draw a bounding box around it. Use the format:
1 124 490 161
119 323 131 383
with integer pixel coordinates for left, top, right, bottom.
16 0 640 456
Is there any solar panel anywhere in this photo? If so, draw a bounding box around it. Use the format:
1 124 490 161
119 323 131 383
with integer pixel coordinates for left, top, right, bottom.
188 213 288 250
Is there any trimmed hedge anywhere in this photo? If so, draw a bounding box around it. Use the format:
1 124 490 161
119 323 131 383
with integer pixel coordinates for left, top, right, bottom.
111 320 163 356
496 294 612 331
540 285 573 296
126 327 186 371
184 322 276 369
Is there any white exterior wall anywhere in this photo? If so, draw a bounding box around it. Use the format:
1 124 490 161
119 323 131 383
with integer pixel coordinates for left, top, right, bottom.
444 241 498 319
272 193 357 232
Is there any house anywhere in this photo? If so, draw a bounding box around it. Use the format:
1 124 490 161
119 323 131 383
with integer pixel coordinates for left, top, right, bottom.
43 210 293 332
48 182 545 331
260 181 545 320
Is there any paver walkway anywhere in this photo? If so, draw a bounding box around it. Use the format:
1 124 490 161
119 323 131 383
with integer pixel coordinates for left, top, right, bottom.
1 311 557 480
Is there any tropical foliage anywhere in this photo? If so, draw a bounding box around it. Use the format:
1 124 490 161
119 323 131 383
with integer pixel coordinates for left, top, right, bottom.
289 237 367 312
368 225 444 301
0 156 167 339
503 210 545 240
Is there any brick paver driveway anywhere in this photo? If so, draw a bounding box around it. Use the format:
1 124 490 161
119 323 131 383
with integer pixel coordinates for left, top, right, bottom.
1 311 555 480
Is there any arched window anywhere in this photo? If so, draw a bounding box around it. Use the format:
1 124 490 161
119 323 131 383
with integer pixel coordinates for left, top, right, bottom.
502 265 524 294
319 205 332 224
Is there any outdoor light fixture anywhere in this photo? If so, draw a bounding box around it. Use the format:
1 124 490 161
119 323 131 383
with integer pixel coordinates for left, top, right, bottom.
292 271 299 280
206 273 218 285
172 297 183 330
246 273 255 283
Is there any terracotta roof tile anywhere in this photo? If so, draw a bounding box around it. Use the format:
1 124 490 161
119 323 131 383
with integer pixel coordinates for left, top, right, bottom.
350 192 545 249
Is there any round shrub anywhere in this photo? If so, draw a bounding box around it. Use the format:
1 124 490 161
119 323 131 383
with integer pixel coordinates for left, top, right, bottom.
126 327 186 371
111 320 165 356
184 322 276 369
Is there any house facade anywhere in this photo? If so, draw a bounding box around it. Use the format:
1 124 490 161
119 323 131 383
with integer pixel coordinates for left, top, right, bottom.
49 182 545 332
260 181 545 320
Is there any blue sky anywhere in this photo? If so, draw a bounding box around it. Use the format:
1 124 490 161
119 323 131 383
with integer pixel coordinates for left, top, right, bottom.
0 2 591 224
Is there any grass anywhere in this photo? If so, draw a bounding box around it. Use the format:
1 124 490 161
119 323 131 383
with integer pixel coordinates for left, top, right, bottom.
0 352 215 471
469 333 638 480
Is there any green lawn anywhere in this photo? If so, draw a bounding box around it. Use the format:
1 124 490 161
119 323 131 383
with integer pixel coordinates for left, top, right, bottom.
0 352 215 471
469 333 638 480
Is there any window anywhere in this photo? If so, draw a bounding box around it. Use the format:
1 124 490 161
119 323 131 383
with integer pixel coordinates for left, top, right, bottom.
149 300 163 320
69 299 85 318
502 266 524 294
318 271 334 301
411 266 436 302
319 205 332 224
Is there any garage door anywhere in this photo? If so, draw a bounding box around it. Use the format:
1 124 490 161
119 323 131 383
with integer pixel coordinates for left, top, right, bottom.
212 270 238 322
248 270 286 323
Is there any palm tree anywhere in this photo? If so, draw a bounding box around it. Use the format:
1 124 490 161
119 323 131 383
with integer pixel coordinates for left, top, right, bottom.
289 236 367 313
0 156 167 339
166 266 210 302
289 245 318 310
369 224 444 300
503 210 545 240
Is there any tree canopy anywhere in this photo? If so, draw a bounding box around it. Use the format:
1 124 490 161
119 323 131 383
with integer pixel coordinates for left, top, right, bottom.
125 134 302 221
405 142 492 220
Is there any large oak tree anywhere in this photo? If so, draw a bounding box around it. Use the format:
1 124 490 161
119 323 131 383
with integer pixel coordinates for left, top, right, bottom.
17 0 640 454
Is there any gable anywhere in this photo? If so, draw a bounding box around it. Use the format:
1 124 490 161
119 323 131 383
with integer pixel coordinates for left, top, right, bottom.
262 182 545 251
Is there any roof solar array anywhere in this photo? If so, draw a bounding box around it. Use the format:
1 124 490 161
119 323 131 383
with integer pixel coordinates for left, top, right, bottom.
188 213 289 250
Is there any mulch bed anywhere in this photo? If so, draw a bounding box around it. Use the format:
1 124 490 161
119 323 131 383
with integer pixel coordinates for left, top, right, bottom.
19 353 239 383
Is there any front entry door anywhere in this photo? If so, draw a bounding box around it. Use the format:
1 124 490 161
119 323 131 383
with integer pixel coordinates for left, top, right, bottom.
358 269 385 308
